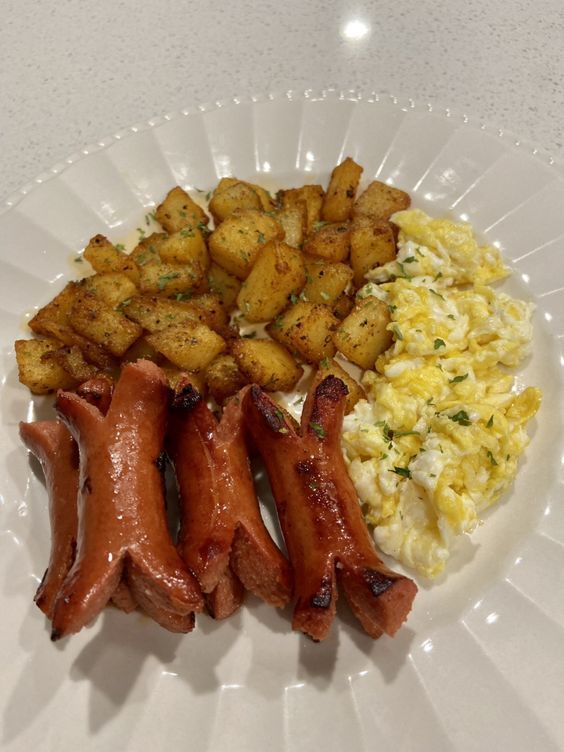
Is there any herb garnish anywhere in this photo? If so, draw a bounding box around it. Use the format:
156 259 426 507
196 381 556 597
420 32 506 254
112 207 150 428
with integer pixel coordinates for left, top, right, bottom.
309 422 326 439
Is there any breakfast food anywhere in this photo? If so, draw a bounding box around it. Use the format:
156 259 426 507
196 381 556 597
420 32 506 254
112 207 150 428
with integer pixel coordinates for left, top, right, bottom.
19 420 78 619
243 375 417 641
342 210 541 577
168 379 293 618
51 360 204 639
14 157 541 644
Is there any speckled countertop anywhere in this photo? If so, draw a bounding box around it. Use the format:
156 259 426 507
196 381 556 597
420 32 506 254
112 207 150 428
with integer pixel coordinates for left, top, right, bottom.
1 0 563 199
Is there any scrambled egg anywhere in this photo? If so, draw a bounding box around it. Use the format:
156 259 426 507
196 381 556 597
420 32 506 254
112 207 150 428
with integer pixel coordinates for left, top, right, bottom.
342 209 541 578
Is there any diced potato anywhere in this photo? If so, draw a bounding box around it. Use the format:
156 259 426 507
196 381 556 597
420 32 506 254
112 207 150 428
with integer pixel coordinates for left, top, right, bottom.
207 262 241 310
161 365 206 393
158 228 209 270
31 321 114 369
279 185 324 234
209 181 262 223
315 358 366 413
15 338 77 394
138 261 205 296
205 354 248 404
122 296 202 332
28 282 80 337
122 337 163 364
333 291 355 320
333 296 393 369
350 216 397 286
155 186 209 233
130 232 167 267
189 293 230 334
70 292 142 357
146 322 226 371
83 235 139 284
321 158 363 222
208 209 284 279
28 282 114 368
237 241 306 322
81 273 138 309
43 344 100 383
303 257 353 306
267 301 338 363
231 338 303 392
353 180 411 221
275 204 307 248
303 222 351 263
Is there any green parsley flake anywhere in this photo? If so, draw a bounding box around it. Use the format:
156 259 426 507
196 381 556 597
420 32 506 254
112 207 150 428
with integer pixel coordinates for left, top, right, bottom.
434 338 446 349
158 272 181 290
449 373 468 384
312 221 330 232
391 466 412 479
486 415 494 428
486 450 498 466
309 421 326 439
450 410 472 426
392 325 404 341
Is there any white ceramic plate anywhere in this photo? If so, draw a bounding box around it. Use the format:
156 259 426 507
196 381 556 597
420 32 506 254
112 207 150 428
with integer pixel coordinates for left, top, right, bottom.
1 90 563 752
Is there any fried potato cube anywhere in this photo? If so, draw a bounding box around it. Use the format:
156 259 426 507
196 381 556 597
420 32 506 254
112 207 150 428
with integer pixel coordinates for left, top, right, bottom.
237 241 306 322
155 186 209 233
207 262 241 310
30 321 114 369
209 181 262 223
275 203 307 249
83 235 139 284
267 301 338 364
43 344 100 383
353 180 411 221
315 358 366 413
279 185 325 234
189 293 230 334
303 222 351 263
209 209 284 279
332 291 355 320
231 338 303 392
81 273 138 309
303 257 353 306
122 296 202 332
157 228 209 271
333 296 393 369
209 178 275 224
15 338 77 394
138 262 205 296
130 232 167 267
146 322 226 371
70 292 142 357
122 337 163 364
350 216 397 286
28 282 79 337
321 157 363 222
28 282 114 368
205 354 248 404
161 365 206 393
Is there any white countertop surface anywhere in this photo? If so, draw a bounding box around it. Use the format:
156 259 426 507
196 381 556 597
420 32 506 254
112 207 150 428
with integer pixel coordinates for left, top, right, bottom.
1 0 563 201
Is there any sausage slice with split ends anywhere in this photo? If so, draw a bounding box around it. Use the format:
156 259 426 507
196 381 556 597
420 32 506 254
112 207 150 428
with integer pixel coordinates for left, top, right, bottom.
19 420 80 620
19 377 125 619
51 359 203 640
168 380 293 619
242 375 417 641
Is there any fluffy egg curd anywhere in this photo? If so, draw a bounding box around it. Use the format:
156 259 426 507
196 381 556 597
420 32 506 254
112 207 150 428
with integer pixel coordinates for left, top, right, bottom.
342 208 541 578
